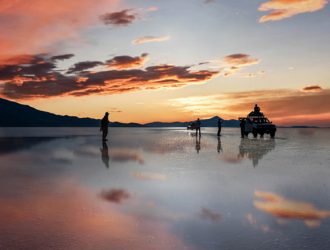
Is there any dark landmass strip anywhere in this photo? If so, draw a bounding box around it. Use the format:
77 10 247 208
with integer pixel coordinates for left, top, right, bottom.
279 126 320 128
0 98 321 128
0 98 239 127
0 98 142 127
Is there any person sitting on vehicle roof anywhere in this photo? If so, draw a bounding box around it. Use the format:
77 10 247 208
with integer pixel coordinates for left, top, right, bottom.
254 104 260 114
249 104 263 117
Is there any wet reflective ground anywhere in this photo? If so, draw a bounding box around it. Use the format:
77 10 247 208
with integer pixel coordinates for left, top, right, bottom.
0 127 330 250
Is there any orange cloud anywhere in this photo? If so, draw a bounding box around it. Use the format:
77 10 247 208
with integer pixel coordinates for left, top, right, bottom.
301 85 323 92
259 0 328 23
223 54 260 67
254 190 330 228
0 0 120 63
222 54 260 77
132 36 171 45
1 54 219 99
106 53 148 69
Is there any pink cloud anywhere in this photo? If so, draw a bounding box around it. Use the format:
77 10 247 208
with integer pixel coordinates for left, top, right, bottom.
259 0 328 23
0 0 120 63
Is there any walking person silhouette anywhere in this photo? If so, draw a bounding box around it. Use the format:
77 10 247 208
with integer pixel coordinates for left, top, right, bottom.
100 112 110 141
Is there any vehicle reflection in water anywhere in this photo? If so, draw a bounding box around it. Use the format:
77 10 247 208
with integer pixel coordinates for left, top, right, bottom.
238 138 276 167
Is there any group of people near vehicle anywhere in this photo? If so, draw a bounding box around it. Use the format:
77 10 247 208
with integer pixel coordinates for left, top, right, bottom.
100 114 224 141
100 104 272 141
187 117 224 137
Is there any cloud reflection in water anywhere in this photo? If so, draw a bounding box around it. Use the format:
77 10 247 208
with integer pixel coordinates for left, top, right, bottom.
254 191 330 228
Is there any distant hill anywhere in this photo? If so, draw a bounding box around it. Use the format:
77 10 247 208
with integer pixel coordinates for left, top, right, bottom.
0 98 240 127
145 116 239 127
0 98 142 127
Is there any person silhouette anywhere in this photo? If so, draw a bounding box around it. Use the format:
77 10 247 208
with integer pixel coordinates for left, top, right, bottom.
196 118 201 137
100 141 109 168
100 112 109 141
217 118 223 136
254 104 261 115
196 134 201 154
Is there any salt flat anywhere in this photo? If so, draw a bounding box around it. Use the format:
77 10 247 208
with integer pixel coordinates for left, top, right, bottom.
0 127 330 250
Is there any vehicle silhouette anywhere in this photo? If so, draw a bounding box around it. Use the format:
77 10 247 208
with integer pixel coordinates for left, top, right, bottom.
239 105 276 138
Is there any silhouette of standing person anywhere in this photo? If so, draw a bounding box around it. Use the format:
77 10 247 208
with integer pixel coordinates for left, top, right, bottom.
217 118 223 136
100 141 109 168
100 112 109 141
196 118 201 137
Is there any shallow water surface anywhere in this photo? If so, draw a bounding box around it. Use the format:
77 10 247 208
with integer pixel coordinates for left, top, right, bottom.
0 127 330 250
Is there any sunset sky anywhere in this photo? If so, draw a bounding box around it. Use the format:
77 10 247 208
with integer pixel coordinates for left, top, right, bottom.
0 0 329 126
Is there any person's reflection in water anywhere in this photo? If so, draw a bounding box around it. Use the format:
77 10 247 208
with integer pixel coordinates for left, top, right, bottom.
195 134 201 154
217 137 223 154
100 141 110 168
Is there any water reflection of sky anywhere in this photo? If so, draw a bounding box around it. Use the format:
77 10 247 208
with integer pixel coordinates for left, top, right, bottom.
0 128 330 249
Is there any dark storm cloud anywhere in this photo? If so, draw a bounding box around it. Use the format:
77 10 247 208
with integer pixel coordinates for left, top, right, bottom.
67 61 104 74
50 54 75 61
100 9 138 26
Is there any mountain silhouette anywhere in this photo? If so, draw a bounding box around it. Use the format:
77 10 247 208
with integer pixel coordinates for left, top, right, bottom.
145 116 239 127
0 98 239 127
0 98 142 127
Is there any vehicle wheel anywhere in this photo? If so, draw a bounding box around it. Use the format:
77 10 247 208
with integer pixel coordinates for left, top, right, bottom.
270 131 275 138
253 129 258 138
